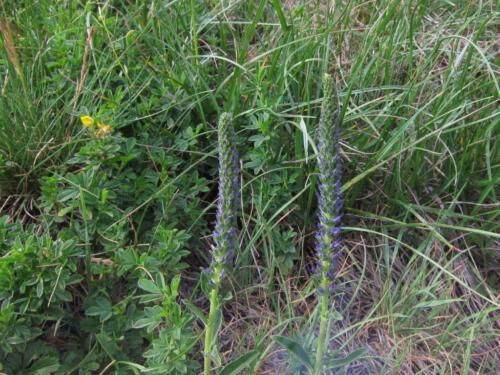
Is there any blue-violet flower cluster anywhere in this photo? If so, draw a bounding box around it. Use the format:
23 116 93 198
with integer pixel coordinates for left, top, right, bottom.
315 74 343 295
207 112 239 287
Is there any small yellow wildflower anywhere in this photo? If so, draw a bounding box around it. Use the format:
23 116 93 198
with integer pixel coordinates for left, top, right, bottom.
96 122 112 138
80 115 94 128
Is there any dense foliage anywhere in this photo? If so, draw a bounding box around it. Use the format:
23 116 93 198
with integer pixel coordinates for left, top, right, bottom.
0 1 498 374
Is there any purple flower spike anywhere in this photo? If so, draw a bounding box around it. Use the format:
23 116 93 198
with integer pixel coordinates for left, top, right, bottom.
207 113 239 287
314 74 343 296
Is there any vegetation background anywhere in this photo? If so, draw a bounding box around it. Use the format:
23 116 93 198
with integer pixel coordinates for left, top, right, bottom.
0 0 498 374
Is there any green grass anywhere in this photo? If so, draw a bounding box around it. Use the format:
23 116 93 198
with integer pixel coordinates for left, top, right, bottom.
0 0 498 374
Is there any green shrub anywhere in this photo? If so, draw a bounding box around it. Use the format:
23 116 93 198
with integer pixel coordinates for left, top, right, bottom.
1 123 203 372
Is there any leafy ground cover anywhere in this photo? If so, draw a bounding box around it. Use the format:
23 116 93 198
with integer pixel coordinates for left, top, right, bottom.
0 0 498 374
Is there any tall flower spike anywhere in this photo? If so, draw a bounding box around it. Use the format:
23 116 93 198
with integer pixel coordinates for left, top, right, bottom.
313 73 343 374
315 73 342 295
204 112 239 375
207 112 239 286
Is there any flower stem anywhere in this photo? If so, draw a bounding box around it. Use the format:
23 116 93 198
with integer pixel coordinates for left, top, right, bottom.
204 112 238 375
314 277 330 374
204 287 218 375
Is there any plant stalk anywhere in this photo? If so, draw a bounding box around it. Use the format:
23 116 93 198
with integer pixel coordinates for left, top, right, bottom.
314 277 330 374
204 287 218 375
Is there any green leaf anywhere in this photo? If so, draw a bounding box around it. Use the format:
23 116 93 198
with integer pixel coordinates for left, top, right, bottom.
219 350 260 375
298 116 310 161
57 206 74 217
115 361 147 372
200 271 211 297
331 311 343 321
413 299 463 309
85 297 112 322
36 279 44 298
57 189 78 203
273 335 313 370
138 278 161 294
183 300 206 324
96 333 122 360
133 306 163 332
249 134 270 148
210 347 222 367
170 274 181 297
271 0 289 31
211 310 222 344
24 356 60 374
325 348 367 369
222 290 233 302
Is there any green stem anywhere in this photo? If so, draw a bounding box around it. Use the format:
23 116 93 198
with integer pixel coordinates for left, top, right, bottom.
314 277 330 374
190 0 198 57
79 187 92 288
204 287 218 375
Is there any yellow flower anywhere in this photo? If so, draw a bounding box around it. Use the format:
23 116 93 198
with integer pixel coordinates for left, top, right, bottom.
96 122 112 138
80 115 94 128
